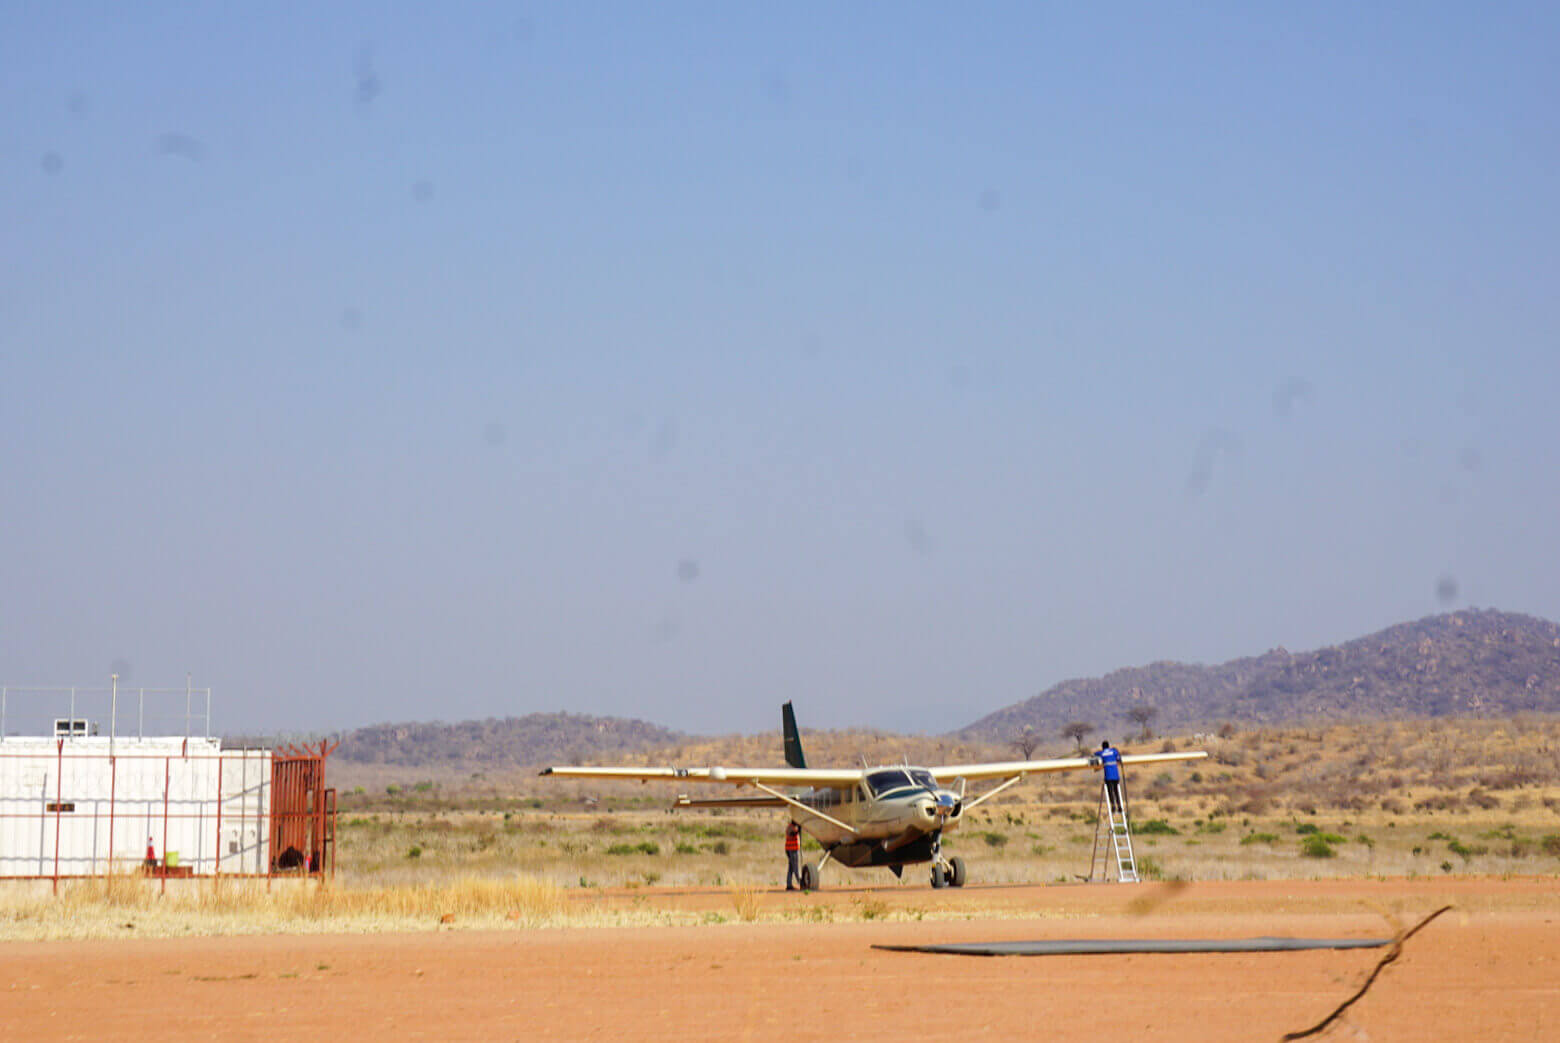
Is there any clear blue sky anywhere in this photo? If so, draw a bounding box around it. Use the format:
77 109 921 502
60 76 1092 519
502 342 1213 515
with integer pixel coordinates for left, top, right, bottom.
3 4 1558 736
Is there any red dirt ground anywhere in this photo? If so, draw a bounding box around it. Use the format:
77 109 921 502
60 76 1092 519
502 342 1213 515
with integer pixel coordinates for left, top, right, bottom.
3 878 1556 1041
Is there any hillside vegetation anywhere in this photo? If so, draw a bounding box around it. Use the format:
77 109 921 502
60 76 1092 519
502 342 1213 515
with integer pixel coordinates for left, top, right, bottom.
961 609 1560 743
329 717 1560 892
336 712 686 767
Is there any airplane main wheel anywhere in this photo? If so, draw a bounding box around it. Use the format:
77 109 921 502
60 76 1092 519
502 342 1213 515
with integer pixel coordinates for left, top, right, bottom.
930 864 947 888
801 862 819 891
948 856 967 888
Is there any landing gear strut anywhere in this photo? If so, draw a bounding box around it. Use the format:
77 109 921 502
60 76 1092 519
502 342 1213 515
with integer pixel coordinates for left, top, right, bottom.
801 846 836 892
928 836 967 889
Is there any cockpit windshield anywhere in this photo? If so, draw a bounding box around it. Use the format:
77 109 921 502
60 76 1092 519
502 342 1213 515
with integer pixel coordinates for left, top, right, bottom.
865 768 938 796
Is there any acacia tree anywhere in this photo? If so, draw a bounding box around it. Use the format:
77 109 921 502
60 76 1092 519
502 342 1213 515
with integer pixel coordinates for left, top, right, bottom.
1126 704 1158 741
1060 721 1095 751
1011 725 1041 760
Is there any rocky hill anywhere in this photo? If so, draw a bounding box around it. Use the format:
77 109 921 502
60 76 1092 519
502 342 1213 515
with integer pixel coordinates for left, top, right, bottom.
959 609 1560 744
336 712 687 767
331 610 1560 768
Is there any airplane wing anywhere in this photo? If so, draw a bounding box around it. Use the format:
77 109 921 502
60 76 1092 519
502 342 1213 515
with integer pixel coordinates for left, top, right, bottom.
538 765 862 788
672 795 787 809
931 750 1206 781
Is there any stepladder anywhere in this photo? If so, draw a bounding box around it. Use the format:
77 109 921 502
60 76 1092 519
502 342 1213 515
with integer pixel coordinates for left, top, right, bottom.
1088 774 1139 883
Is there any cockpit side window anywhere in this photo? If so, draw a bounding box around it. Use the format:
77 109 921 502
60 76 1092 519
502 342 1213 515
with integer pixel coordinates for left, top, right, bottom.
866 769 913 796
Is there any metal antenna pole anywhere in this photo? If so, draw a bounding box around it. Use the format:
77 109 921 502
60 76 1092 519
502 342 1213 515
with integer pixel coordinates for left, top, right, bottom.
110 674 118 759
185 674 192 739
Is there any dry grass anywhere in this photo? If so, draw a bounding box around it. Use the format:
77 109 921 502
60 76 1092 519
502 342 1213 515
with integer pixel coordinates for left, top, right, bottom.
0 873 574 940
9 717 1560 938
282 875 567 925
729 885 760 922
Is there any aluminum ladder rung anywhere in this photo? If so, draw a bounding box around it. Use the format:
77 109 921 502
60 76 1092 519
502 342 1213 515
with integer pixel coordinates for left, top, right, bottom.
1101 779 1138 883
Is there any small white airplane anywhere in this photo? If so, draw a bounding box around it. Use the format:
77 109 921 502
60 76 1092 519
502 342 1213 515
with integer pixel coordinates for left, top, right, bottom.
541 703 1207 889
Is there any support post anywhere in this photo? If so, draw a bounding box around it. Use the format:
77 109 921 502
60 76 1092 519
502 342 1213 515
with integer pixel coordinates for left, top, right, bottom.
214 751 224 877
107 754 117 878
161 756 170 895
53 738 64 894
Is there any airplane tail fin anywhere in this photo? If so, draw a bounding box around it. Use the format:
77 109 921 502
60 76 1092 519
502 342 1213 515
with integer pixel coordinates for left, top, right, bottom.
782 701 807 769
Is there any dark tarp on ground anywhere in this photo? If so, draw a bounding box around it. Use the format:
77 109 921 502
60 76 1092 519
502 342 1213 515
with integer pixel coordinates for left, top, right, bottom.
873 937 1393 956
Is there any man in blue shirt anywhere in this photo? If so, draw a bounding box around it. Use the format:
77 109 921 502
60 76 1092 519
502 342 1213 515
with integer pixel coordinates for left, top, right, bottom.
1094 740 1124 814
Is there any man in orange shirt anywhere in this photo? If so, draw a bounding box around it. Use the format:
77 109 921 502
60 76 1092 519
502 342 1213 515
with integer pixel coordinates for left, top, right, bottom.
784 821 802 891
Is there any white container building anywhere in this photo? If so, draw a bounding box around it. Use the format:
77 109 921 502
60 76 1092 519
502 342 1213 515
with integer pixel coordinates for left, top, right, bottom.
0 735 272 878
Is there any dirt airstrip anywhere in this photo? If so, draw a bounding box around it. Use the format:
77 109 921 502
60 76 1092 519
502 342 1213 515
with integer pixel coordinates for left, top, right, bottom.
3 877 1556 1041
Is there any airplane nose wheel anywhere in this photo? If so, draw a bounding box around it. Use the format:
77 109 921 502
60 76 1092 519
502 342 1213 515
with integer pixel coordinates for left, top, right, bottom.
929 839 967 889
800 862 820 892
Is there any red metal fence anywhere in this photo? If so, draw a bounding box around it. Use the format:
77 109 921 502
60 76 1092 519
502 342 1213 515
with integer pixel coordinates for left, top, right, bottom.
270 741 339 877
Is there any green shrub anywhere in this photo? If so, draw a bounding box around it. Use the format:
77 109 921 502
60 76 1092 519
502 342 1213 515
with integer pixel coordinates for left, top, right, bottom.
1300 836 1336 858
1295 822 1319 835
982 831 1008 848
603 840 662 856
1133 818 1179 836
406 845 422 859
1541 835 1560 857
1447 840 1487 861
1240 832 1279 846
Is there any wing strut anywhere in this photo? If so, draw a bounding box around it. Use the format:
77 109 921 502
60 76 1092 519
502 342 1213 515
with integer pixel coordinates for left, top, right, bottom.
751 781 857 836
960 774 1024 813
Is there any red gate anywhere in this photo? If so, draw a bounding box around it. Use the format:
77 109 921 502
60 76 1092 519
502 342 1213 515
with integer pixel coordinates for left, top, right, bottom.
269 740 338 875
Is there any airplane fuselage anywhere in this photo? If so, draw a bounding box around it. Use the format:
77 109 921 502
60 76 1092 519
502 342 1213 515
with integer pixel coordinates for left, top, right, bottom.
793 766 962 866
